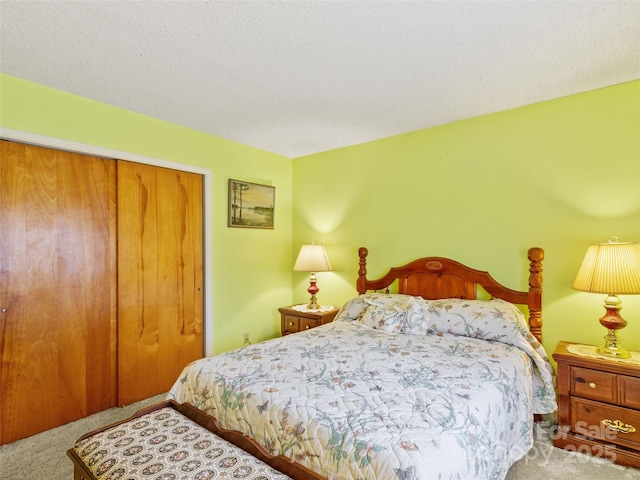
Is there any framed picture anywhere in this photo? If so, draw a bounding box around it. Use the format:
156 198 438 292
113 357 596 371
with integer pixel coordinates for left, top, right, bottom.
228 179 275 229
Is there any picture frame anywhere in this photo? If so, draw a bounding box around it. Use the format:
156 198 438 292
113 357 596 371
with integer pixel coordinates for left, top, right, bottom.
228 179 275 229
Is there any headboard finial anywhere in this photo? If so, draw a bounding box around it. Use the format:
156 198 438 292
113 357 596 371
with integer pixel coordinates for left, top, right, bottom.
528 247 544 263
527 247 544 289
357 247 368 294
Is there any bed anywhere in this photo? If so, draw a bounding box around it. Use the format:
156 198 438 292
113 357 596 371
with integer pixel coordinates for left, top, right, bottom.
168 247 557 480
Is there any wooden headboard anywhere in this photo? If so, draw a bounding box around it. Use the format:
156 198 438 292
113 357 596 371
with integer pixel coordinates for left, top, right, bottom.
356 247 545 342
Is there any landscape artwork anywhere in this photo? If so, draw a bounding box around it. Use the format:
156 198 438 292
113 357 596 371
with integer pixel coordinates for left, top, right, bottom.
228 179 275 229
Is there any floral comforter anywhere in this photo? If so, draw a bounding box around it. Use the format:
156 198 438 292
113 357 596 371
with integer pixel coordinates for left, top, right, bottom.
168 295 557 480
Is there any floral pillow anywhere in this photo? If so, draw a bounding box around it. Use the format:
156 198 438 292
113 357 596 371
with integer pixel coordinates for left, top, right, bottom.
335 294 425 335
420 298 539 348
334 295 368 323
360 294 410 334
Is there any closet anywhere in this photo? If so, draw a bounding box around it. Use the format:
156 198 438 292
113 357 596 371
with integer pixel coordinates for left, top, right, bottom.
0 140 203 444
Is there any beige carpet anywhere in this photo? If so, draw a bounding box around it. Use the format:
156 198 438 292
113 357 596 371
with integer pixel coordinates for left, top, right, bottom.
0 396 638 479
0 393 166 480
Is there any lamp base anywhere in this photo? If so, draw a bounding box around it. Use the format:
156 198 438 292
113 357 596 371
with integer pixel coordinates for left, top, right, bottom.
595 296 631 359
597 329 631 359
306 273 320 309
306 295 320 310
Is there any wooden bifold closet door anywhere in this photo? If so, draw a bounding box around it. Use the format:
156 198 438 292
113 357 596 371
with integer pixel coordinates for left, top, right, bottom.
0 141 203 444
0 140 117 444
117 161 203 406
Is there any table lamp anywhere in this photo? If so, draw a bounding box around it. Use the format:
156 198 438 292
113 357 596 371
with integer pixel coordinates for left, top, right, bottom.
293 244 332 309
572 237 640 358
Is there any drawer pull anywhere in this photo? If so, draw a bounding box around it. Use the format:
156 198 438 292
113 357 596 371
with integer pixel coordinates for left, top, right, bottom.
602 419 636 434
575 377 597 389
305 325 310 329
288 322 294 326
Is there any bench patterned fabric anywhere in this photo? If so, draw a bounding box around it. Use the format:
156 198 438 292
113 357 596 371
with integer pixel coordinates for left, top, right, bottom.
73 407 293 480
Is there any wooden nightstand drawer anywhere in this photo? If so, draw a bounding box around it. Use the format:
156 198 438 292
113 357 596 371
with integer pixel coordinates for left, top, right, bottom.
621 376 640 409
571 366 617 403
571 398 640 450
278 306 339 336
283 315 300 334
300 318 319 331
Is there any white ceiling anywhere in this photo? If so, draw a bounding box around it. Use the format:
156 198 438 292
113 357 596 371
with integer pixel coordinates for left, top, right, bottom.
1 1 639 158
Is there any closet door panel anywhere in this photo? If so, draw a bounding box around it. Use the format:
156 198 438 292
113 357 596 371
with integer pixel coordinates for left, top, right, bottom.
0 140 59 443
0 140 117 444
56 152 118 420
117 161 203 406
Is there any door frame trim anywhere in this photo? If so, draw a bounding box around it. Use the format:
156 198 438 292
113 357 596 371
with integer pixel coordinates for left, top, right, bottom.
1 127 214 356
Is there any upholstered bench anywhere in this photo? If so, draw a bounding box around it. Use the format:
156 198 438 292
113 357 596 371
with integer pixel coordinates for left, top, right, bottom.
67 400 325 480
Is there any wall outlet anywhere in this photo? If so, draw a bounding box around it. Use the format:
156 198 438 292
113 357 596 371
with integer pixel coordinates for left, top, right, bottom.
243 332 251 345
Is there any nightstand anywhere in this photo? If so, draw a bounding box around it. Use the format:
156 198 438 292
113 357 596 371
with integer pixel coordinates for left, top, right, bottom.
553 341 640 468
278 305 339 336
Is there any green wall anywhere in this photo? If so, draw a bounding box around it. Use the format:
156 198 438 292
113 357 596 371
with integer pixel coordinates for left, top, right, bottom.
0 74 293 354
292 80 640 357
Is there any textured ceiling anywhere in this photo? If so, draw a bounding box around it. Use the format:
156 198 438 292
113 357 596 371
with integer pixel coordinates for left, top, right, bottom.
1 1 639 158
